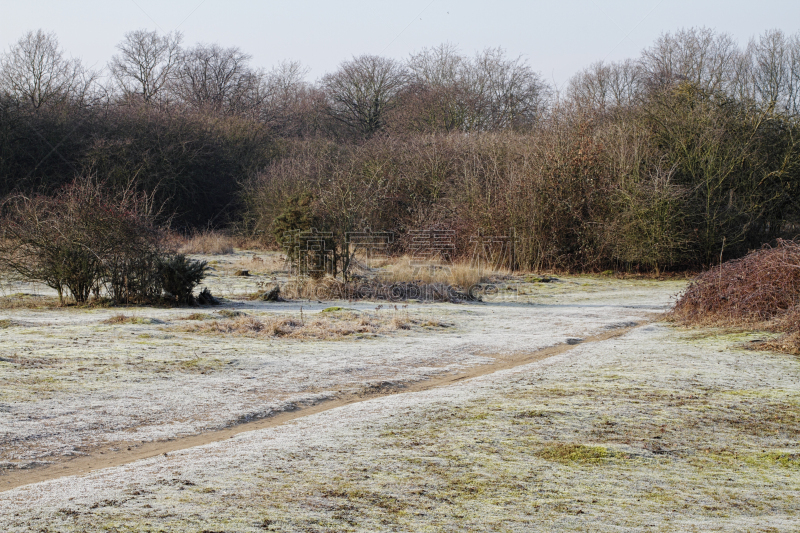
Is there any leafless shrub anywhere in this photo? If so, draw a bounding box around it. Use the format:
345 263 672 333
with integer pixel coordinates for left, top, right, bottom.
0 178 161 303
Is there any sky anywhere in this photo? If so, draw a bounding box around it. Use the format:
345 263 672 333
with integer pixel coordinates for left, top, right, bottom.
1 0 799 89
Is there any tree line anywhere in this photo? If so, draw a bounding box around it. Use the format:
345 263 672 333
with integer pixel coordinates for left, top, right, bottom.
2 27 800 271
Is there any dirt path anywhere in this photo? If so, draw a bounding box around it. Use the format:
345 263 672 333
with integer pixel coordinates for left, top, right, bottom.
2 323 641 492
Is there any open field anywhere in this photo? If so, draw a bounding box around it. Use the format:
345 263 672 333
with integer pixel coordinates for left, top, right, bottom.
1 252 798 531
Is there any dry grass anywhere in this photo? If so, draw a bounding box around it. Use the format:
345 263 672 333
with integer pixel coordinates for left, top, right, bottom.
176 310 435 340
379 256 503 288
0 293 61 309
231 254 286 275
177 231 236 255
672 239 800 353
102 314 161 325
179 312 215 321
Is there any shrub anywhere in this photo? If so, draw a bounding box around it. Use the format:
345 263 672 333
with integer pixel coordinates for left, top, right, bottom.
159 254 209 304
0 179 155 303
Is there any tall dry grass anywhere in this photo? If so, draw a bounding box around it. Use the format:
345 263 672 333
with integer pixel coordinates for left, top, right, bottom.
176 311 427 340
378 256 507 288
178 231 236 255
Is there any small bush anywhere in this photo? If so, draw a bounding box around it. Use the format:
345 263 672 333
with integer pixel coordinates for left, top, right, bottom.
159 255 209 304
196 287 220 306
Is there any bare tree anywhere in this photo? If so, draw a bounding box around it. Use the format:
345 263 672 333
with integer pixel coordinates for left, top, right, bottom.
568 59 642 111
0 30 94 108
405 45 549 131
407 43 463 87
746 29 800 114
321 55 408 137
463 47 550 130
109 29 183 103
641 28 739 94
260 60 320 135
395 44 471 133
173 43 264 115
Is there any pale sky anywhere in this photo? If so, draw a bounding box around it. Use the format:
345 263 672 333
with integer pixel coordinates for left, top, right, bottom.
1 0 799 88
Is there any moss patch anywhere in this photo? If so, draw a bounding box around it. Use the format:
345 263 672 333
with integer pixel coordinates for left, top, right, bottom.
536 443 617 464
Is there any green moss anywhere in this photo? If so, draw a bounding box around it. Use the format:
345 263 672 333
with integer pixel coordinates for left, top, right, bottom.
177 357 225 373
514 409 547 419
752 452 800 468
536 443 616 464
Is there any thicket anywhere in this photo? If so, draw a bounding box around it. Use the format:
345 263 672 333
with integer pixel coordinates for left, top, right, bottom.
2 28 800 273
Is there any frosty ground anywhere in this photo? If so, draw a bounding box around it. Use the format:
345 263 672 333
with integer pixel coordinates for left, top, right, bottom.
1 254 798 531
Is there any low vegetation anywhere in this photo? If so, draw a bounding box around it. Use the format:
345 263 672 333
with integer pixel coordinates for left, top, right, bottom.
672 239 800 353
379 256 503 288
176 310 445 340
177 231 236 255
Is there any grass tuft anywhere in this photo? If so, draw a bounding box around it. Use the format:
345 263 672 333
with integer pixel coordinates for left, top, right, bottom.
179 313 214 321
176 311 431 340
102 314 161 325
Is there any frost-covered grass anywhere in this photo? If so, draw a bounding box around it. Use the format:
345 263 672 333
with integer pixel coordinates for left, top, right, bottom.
2 324 798 531
0 263 682 473
1 255 713 530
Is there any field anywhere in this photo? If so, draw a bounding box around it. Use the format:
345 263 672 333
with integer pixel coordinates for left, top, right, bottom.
1 252 798 531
